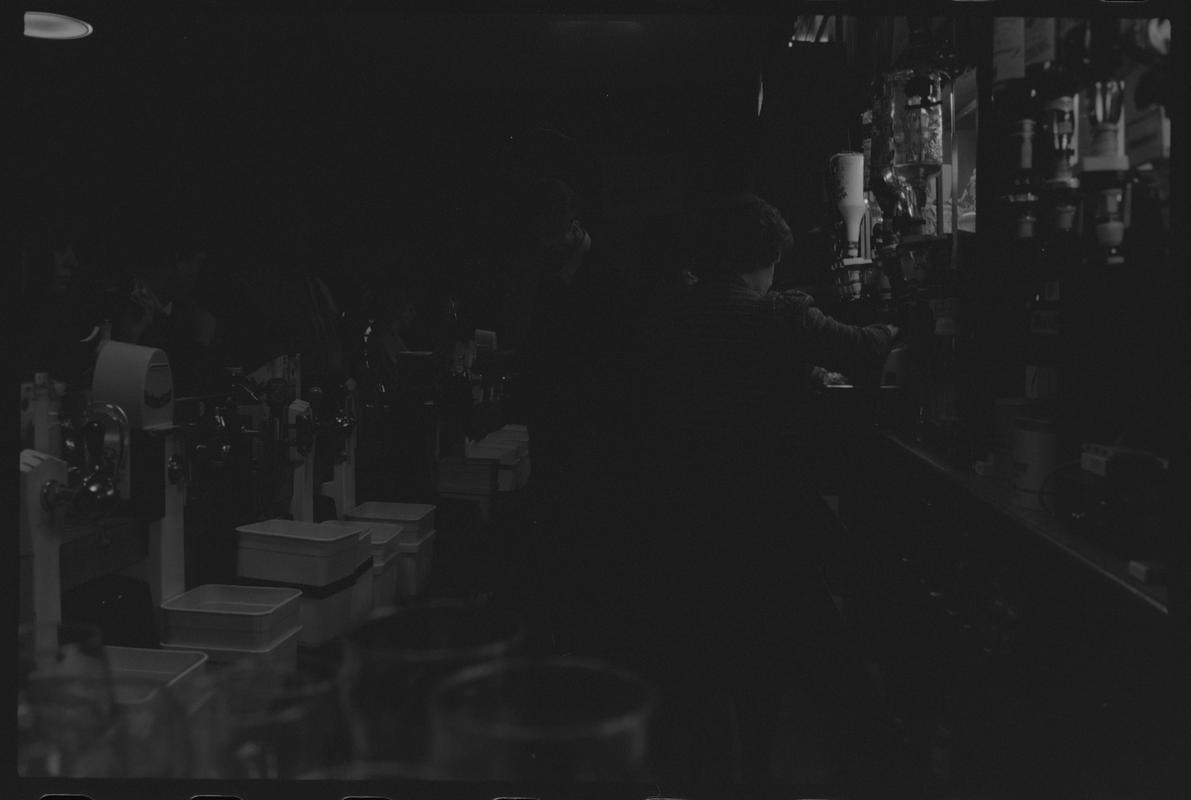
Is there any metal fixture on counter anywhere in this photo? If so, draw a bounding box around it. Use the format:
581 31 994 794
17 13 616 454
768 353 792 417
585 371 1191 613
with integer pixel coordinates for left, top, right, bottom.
44 400 129 515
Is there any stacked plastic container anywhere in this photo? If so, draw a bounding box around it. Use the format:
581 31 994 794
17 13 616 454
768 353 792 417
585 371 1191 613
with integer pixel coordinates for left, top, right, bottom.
483 424 530 453
104 645 209 711
322 519 406 617
469 434 530 492
345 502 437 598
234 519 373 646
103 645 221 777
159 584 302 672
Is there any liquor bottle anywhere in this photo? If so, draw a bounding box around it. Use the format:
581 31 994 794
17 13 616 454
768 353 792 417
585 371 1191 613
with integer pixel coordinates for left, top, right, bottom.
992 18 1041 241
872 17 954 235
1076 18 1132 268
1029 19 1083 240
1023 217 1079 410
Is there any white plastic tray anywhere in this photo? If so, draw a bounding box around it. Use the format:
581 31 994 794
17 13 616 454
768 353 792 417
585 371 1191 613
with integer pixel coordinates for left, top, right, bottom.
373 552 399 612
396 528 436 598
104 646 208 711
347 501 436 535
323 519 405 564
351 563 375 626
466 443 519 465
490 425 530 440
298 580 355 646
163 626 301 674
478 436 529 459
237 519 362 587
161 584 302 650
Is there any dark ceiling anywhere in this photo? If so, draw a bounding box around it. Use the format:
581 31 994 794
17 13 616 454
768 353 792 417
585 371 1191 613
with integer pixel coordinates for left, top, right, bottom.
22 10 776 252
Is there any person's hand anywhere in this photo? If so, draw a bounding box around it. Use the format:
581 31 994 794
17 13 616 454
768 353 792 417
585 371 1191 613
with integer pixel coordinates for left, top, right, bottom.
885 324 900 339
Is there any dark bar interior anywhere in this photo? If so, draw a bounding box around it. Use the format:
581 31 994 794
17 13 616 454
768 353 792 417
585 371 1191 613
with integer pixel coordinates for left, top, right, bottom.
16 3 1187 798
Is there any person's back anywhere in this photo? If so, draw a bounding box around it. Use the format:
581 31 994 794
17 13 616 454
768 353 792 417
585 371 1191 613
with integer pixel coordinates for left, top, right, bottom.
621 194 897 784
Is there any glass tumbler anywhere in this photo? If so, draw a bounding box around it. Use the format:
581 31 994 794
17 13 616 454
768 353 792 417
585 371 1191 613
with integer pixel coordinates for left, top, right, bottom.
21 675 193 778
428 657 657 781
213 651 354 779
18 621 115 777
343 600 526 766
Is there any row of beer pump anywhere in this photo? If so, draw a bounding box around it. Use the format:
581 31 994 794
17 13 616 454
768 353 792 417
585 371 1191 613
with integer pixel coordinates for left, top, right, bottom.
20 341 361 657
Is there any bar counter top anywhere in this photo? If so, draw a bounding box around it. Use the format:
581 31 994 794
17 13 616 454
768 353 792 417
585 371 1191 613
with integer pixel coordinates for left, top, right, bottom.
875 429 1169 616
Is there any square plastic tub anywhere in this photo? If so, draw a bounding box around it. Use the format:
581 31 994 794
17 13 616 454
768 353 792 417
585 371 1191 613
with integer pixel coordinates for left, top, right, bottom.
237 519 363 587
163 626 301 675
396 528 437 598
465 445 524 492
372 551 399 611
351 560 375 626
478 436 529 460
346 502 436 536
484 426 530 451
298 577 356 646
161 584 301 650
323 519 404 564
437 458 498 494
104 646 208 711
466 442 519 465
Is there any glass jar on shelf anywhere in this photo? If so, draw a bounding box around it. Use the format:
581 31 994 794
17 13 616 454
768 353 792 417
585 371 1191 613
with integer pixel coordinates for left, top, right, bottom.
871 17 956 237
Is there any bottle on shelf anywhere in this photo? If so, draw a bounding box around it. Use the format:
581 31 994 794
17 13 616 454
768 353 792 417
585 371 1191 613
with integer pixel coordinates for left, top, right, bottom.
1071 19 1132 268
992 18 1042 241
1029 18 1083 241
872 16 955 238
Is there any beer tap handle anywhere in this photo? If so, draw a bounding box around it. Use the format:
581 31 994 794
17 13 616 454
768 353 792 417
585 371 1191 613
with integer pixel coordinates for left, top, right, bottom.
40 479 78 512
83 419 107 474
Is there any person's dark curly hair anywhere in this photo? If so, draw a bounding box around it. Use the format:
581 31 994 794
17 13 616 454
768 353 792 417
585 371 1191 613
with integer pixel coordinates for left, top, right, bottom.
695 193 793 279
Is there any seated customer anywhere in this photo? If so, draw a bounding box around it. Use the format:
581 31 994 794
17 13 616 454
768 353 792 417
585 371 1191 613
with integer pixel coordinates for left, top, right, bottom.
110 218 218 395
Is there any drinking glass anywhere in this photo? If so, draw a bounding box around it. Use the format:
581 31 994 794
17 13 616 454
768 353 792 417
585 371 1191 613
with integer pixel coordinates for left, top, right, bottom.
343 600 526 765
214 651 354 779
428 657 657 781
21 675 193 778
18 621 115 777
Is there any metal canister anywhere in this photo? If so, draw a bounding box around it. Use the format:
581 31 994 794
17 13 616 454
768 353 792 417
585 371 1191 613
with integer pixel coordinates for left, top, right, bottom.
1011 415 1058 510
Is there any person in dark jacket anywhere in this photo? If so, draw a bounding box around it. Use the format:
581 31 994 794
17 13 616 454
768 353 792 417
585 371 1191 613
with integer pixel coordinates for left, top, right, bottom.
507 178 642 654
109 219 218 396
625 192 897 786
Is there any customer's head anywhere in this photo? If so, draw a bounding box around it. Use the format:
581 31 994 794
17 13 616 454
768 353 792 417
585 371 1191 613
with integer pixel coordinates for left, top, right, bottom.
126 212 210 301
697 194 793 294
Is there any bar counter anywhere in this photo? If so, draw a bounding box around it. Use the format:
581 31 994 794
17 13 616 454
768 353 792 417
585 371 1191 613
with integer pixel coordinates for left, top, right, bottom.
875 429 1169 616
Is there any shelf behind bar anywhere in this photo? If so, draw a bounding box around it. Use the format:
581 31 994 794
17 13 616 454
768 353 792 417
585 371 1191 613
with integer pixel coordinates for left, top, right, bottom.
878 429 1170 617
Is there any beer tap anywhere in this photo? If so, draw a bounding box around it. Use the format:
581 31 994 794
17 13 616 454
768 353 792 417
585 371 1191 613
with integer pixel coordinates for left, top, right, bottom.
313 381 360 519
41 402 129 515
